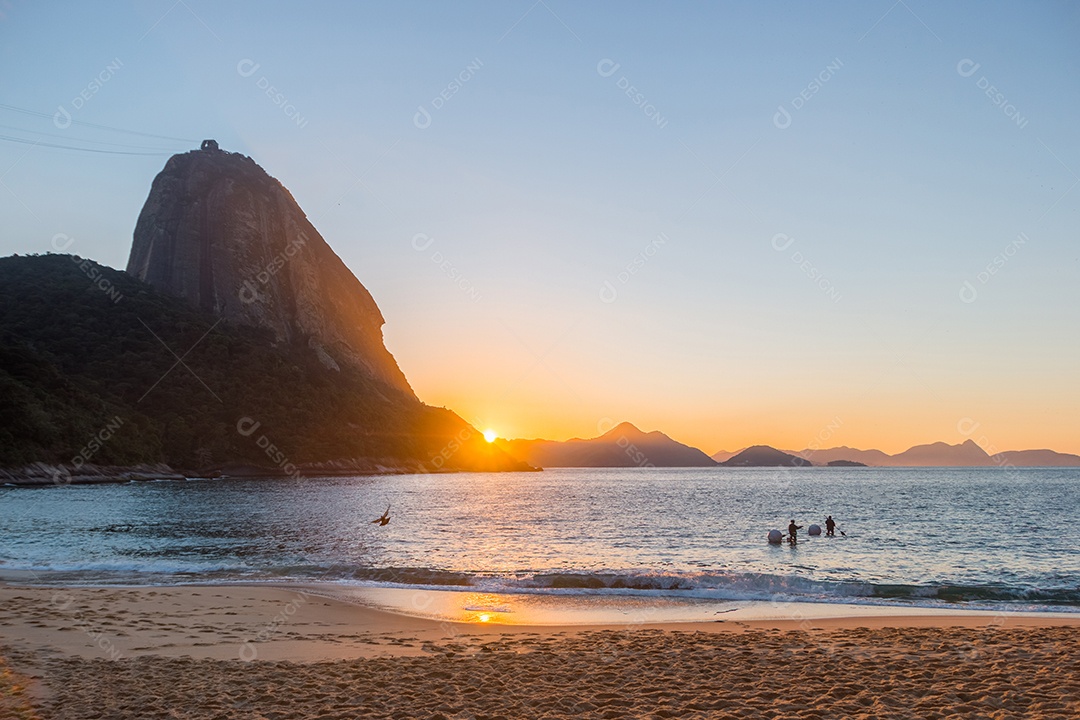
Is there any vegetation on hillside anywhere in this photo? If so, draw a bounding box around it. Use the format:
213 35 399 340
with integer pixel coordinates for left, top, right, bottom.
0 254 522 473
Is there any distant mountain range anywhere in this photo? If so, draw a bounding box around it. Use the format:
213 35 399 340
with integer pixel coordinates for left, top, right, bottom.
716 440 1080 467
709 449 741 464
496 422 716 468
500 425 1080 469
774 446 893 466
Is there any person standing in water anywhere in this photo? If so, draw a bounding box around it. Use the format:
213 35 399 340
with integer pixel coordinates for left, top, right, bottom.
788 519 803 545
825 515 836 537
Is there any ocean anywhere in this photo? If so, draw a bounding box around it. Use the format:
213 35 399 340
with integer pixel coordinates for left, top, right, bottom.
2 467 1077 613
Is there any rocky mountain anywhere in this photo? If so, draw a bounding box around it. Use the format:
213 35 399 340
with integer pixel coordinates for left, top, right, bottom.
721 445 812 467
498 422 717 468
0 254 530 477
996 449 1080 467
127 141 412 394
0 142 534 478
886 439 993 467
710 449 743 464
787 442 1080 467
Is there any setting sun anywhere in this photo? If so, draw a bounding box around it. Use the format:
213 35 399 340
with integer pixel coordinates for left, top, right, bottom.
483 429 497 443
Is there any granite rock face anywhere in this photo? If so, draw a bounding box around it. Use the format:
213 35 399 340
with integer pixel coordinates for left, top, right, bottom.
127 143 414 397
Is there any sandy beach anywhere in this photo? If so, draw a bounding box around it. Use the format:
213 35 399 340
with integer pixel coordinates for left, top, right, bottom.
1 583 1078 719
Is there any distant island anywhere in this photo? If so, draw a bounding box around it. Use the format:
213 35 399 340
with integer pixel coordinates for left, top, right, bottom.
721 446 812 467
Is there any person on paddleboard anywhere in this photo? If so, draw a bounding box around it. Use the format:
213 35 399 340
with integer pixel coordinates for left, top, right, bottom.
825 515 836 536
788 519 803 545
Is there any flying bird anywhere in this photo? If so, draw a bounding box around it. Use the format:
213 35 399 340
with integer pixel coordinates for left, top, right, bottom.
371 505 391 526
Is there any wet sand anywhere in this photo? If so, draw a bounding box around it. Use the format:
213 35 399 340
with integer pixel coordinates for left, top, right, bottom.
1 583 1078 718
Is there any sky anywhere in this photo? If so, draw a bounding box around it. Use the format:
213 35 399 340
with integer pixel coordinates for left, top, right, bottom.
1 1 1078 455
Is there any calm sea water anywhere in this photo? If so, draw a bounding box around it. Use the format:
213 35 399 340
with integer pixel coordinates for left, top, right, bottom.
1 468 1077 611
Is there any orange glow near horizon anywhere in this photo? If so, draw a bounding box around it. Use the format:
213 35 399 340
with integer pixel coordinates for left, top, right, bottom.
421 388 1080 457
388 304 1080 458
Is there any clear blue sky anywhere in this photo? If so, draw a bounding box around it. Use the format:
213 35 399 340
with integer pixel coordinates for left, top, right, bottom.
2 1 1078 454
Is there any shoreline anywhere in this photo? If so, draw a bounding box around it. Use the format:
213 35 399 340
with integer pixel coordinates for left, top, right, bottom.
4 572 1077 619
4 582 1079 718
2 581 1078 656
0 461 544 487
283 581 1080 626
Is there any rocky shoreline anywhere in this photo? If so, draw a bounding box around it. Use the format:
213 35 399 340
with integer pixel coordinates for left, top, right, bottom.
0 463 187 487
0 456 527 487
